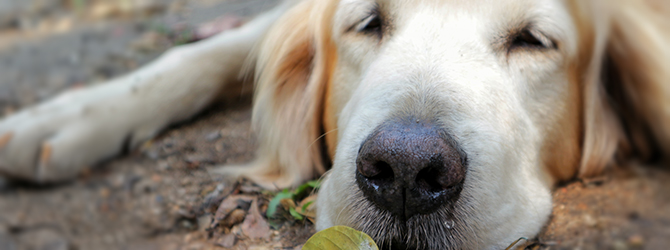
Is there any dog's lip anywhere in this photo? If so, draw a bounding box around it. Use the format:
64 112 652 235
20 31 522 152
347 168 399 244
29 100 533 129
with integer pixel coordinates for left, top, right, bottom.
349 186 464 246
356 176 463 222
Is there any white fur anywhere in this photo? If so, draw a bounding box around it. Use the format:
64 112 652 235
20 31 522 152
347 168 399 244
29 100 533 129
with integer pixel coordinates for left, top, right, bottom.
1 0 667 249
318 0 576 248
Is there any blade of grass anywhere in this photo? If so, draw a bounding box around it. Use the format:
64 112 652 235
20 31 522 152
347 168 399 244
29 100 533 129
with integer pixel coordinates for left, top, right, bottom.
266 189 293 218
289 207 304 220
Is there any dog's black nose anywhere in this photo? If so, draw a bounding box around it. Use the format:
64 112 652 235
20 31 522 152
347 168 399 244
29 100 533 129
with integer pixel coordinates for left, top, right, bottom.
355 119 466 220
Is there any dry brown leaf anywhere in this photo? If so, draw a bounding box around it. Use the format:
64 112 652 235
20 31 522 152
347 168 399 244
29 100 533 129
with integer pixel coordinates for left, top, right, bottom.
215 233 237 248
280 198 297 211
297 194 318 220
212 195 254 228
221 209 246 228
241 198 271 240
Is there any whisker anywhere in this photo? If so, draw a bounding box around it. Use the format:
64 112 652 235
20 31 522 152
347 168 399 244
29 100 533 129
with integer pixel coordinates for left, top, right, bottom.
307 128 339 150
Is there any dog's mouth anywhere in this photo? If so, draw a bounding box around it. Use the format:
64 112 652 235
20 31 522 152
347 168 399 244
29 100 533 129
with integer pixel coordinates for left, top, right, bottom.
347 189 469 250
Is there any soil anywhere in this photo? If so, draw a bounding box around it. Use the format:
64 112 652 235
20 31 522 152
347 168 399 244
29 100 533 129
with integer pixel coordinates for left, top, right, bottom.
0 1 668 250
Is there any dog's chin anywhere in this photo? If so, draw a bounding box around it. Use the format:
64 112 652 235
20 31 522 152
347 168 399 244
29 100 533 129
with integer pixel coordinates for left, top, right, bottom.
345 190 472 250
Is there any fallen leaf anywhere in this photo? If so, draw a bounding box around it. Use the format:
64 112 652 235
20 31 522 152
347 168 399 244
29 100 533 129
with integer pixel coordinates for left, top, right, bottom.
280 198 297 211
212 195 254 228
297 194 318 220
221 209 246 228
215 234 236 248
241 198 271 240
267 190 293 218
303 226 378 250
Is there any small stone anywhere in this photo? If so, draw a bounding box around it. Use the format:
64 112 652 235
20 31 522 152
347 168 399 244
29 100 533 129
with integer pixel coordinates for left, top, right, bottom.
248 246 271 250
205 131 221 141
2 106 15 117
157 161 171 171
131 31 167 52
181 220 194 230
99 187 111 198
613 240 629 250
151 174 162 183
18 229 69 250
197 214 212 232
583 214 597 227
133 178 156 195
0 177 8 191
215 234 236 248
628 234 644 248
186 242 205 250
0 232 17 250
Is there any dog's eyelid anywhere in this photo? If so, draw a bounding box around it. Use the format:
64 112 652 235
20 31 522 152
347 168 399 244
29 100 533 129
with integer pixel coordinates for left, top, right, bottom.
347 5 383 37
529 29 557 49
358 14 379 30
511 28 557 50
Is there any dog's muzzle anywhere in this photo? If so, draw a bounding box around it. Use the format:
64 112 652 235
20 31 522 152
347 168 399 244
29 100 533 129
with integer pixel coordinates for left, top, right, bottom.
355 118 467 221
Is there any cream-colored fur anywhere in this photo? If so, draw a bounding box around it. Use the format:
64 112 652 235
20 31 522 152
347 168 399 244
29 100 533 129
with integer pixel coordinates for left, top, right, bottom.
0 0 668 249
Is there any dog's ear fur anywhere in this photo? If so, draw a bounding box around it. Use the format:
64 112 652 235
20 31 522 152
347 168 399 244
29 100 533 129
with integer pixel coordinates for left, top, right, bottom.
214 0 337 189
579 0 670 178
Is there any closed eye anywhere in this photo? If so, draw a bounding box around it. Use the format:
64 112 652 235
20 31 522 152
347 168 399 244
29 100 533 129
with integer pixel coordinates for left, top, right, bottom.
351 7 383 38
509 28 556 51
359 14 382 34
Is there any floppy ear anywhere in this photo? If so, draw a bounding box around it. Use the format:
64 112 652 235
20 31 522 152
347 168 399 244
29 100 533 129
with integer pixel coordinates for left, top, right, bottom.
214 0 337 189
579 0 670 178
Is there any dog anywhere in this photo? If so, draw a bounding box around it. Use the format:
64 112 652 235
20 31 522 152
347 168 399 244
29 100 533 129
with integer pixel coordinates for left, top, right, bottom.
0 0 668 249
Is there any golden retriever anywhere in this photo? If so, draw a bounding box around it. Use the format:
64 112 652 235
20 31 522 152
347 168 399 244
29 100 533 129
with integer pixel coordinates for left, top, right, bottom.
0 0 668 249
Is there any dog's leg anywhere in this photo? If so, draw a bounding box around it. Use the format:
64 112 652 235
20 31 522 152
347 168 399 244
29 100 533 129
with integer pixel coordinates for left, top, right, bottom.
0 2 293 183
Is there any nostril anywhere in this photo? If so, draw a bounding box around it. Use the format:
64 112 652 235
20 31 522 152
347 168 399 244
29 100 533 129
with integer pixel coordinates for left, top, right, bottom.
415 167 447 193
359 160 394 183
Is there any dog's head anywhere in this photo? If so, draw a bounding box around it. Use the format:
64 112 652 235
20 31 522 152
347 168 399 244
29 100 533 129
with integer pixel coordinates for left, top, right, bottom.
250 0 670 249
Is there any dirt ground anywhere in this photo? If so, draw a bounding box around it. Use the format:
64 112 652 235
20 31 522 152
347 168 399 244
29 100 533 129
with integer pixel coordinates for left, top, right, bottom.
0 1 668 250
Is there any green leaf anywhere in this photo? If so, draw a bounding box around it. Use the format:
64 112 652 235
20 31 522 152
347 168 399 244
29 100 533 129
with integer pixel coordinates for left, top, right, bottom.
266 189 293 218
301 201 314 213
307 180 321 189
71 0 85 13
294 180 321 196
303 226 379 250
289 207 304 220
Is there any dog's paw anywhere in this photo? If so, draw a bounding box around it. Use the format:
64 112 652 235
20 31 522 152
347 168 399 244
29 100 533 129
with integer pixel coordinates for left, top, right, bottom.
210 159 304 190
0 88 148 183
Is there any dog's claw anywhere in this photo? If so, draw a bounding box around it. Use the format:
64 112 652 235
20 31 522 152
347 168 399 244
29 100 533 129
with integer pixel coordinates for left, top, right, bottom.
37 143 52 180
39 143 52 167
0 133 12 149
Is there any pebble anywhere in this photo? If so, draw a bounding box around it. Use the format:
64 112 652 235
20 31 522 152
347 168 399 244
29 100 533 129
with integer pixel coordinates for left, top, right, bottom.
613 240 628 250
0 232 17 250
205 131 221 141
133 178 157 195
197 214 212 232
582 214 597 227
216 234 236 248
18 229 69 250
628 234 644 247
0 177 8 191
